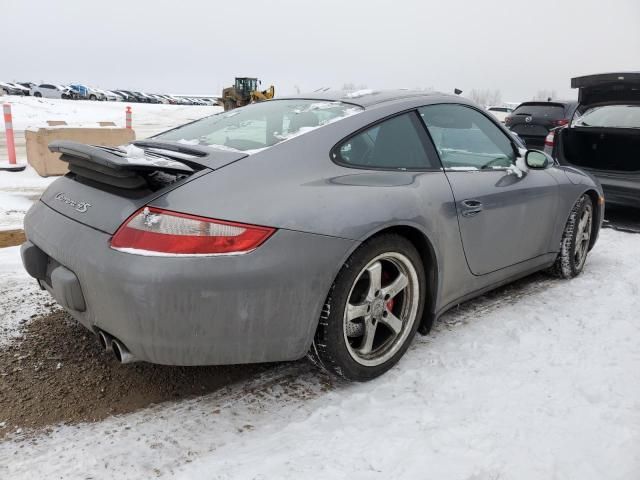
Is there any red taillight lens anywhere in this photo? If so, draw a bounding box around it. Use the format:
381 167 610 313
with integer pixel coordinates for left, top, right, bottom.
544 131 555 147
552 119 569 126
111 207 275 255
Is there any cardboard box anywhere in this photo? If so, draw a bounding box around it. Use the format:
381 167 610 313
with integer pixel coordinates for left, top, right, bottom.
26 127 136 176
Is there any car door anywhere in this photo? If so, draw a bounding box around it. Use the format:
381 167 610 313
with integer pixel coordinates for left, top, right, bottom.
419 104 559 276
39 84 54 98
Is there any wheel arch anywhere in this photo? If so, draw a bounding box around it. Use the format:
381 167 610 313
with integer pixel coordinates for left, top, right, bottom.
582 188 602 250
356 224 440 335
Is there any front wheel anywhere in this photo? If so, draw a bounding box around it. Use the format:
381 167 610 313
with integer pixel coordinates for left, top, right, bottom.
33 92 42 98
309 234 425 381
550 194 593 279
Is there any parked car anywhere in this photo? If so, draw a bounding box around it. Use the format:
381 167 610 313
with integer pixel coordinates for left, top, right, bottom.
505 100 578 148
0 81 26 95
156 94 177 104
138 92 160 103
7 82 30 96
94 89 119 101
86 86 106 101
546 72 640 208
150 94 169 104
21 91 603 381
68 84 90 100
486 105 513 123
31 83 67 99
18 81 36 91
105 90 125 101
113 90 136 102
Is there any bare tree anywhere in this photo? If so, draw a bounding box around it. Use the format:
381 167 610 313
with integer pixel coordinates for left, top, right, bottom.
533 89 557 101
468 89 502 107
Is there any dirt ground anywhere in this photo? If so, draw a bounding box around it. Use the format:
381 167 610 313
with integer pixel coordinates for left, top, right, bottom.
0 310 275 438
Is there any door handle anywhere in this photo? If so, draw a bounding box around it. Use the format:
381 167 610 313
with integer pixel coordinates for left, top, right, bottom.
460 199 483 217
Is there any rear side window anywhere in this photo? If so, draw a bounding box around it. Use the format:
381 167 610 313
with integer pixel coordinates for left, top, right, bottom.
332 113 437 170
157 100 362 152
513 103 565 119
419 104 516 170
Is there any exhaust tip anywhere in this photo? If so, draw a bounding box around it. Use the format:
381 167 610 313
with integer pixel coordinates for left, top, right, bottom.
111 339 137 364
97 331 113 352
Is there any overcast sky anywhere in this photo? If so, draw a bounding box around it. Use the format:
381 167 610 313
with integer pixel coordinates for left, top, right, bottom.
4 0 639 101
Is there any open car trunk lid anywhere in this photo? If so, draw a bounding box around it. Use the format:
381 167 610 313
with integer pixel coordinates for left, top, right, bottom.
39 140 247 234
572 72 640 107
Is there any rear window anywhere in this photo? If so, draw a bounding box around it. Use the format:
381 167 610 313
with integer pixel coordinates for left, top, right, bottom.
574 105 640 129
156 100 362 152
513 103 565 118
488 107 511 113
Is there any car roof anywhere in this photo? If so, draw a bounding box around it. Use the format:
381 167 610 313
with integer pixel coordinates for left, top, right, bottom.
276 89 459 108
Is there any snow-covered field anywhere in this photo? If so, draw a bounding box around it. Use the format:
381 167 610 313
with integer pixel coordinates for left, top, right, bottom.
0 95 220 231
1 229 639 479
2 95 217 132
0 166 56 231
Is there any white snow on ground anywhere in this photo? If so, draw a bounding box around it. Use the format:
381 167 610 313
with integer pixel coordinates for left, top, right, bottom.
1 229 639 479
3 95 219 131
0 166 56 231
0 246 54 347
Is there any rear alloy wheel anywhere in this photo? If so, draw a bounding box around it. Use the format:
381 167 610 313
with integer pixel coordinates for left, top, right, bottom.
310 235 425 381
550 194 593 279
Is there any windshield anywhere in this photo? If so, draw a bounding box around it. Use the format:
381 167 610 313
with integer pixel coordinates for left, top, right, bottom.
155 100 363 152
574 104 640 129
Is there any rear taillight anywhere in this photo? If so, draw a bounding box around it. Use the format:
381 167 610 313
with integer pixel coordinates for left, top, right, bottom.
544 131 555 147
552 119 569 127
504 115 513 126
111 207 275 255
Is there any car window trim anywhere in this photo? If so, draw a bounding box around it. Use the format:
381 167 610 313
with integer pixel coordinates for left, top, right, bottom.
415 102 520 172
329 109 443 172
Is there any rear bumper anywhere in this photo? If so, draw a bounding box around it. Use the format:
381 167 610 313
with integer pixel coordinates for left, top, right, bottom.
22 201 356 365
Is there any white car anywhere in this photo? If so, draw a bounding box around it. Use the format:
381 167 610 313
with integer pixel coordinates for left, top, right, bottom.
106 90 125 101
1 81 25 95
7 82 30 96
95 89 120 101
486 106 514 123
31 83 68 99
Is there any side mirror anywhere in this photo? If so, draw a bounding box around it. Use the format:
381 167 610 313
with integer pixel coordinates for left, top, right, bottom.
525 150 552 169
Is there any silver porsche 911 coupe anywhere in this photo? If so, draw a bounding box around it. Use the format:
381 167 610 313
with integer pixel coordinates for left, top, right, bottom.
21 90 603 381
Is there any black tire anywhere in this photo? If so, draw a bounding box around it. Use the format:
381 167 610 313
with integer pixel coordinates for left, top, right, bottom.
34 92 42 98
89 94 97 101
309 234 426 381
549 194 594 279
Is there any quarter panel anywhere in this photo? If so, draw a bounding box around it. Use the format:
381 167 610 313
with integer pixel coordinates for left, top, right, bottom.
24 201 356 365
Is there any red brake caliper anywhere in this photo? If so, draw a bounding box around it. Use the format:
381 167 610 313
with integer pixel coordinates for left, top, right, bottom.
382 270 395 312
386 298 395 312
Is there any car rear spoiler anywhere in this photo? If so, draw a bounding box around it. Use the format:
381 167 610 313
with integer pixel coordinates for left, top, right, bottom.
49 141 248 190
571 72 640 106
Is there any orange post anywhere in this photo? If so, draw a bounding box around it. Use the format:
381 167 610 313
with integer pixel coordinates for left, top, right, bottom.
3 103 17 164
125 106 132 129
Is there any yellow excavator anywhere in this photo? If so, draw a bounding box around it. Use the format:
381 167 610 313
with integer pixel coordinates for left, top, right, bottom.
222 77 275 111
